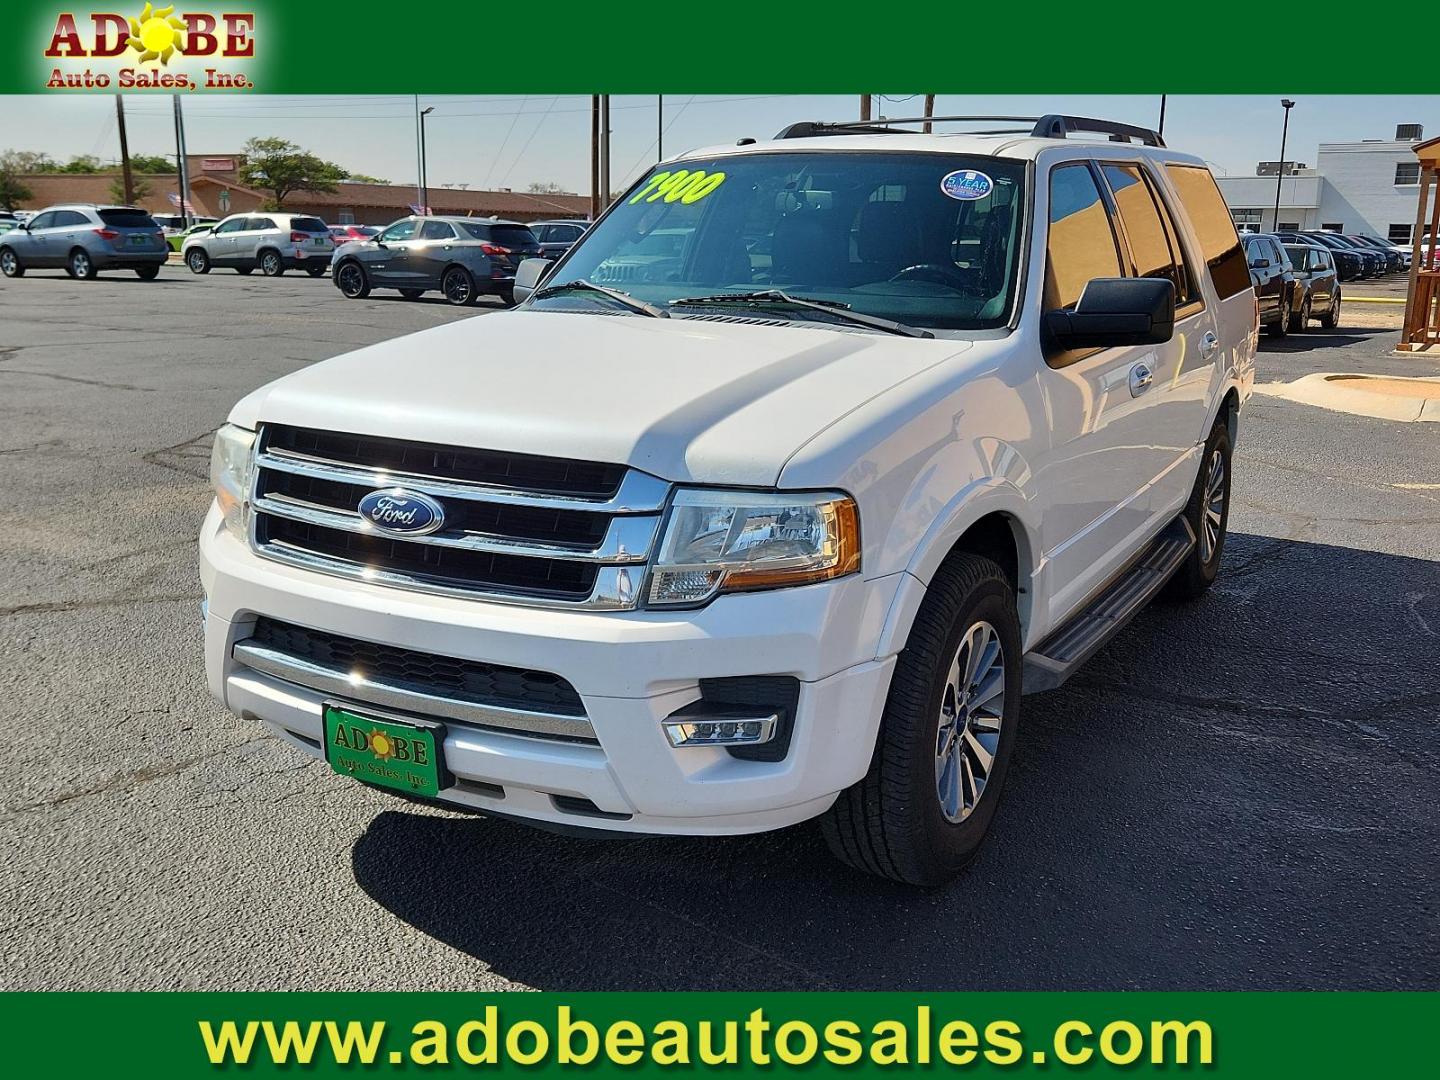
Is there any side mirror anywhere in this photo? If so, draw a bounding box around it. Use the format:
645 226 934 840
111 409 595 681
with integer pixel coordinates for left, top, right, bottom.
1044 277 1175 350
512 256 556 305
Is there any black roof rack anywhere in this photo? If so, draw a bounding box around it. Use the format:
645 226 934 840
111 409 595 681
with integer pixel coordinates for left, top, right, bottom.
773 114 1165 148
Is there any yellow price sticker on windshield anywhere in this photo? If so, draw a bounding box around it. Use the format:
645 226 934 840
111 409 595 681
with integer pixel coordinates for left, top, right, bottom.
628 169 726 205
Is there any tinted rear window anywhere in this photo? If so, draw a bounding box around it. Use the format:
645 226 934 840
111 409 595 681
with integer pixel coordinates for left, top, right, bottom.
492 225 538 248
290 217 327 233
99 208 158 227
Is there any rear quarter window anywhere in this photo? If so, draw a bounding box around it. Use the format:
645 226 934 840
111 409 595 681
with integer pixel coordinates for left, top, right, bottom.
1164 164 1250 300
492 225 538 248
290 217 328 233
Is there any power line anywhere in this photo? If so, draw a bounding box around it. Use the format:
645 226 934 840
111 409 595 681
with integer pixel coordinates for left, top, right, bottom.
498 95 559 188
482 93 527 189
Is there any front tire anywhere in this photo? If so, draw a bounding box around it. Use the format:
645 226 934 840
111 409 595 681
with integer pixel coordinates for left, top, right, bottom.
135 265 160 280
259 250 284 277
1289 294 1311 332
399 288 424 300
335 260 370 299
0 247 23 277
1267 296 1289 338
1319 290 1340 329
68 248 97 280
186 248 210 274
1162 416 1232 601
822 553 1022 886
306 264 326 277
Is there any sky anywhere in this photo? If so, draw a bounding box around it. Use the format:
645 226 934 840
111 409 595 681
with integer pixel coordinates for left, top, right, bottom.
1 94 1435 195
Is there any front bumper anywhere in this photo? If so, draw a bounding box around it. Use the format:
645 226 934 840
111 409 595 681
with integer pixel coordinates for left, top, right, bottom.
200 506 902 835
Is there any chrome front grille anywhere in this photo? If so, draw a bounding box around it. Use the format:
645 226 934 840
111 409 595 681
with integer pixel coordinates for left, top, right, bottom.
248 425 667 609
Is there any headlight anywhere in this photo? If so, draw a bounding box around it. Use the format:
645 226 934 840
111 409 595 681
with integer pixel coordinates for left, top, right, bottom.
647 488 860 607
210 423 256 538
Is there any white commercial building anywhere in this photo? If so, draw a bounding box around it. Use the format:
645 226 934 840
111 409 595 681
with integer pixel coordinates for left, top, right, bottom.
1217 123 1429 243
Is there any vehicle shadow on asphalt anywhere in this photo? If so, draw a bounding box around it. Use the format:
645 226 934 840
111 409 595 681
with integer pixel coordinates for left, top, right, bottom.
351 533 1440 990
1260 327 1394 354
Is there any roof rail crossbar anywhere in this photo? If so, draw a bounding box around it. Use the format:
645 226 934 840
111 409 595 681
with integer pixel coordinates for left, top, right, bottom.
775 116 1042 139
1029 114 1166 147
774 114 1165 148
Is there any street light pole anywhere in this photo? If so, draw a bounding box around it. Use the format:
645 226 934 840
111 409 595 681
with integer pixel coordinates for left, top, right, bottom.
1273 99 1295 232
419 106 434 214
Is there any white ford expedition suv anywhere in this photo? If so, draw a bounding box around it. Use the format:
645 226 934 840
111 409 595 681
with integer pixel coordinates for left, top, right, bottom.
201 115 1257 885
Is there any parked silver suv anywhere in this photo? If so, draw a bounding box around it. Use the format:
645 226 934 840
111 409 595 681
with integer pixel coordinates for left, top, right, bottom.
0 204 168 280
182 212 334 277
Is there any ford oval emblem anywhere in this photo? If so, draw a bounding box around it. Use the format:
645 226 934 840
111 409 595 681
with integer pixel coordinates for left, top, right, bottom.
357 489 446 536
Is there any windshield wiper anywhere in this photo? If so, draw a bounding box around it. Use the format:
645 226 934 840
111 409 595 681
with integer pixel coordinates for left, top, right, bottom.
532 279 669 318
669 289 933 338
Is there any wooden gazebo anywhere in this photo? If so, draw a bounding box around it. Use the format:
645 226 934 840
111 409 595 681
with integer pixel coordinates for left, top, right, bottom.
1400 135 1440 351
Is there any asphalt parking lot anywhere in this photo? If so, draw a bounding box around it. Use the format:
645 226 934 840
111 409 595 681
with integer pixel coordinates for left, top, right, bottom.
2 267 1437 990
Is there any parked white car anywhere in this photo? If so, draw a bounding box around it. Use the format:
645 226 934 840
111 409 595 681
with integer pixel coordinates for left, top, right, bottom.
201 114 1257 884
183 211 333 276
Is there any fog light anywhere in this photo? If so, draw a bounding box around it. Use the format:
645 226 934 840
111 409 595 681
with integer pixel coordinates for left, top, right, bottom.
662 712 778 748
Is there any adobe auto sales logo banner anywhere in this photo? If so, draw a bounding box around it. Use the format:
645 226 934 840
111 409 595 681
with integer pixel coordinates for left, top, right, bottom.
35 3 267 91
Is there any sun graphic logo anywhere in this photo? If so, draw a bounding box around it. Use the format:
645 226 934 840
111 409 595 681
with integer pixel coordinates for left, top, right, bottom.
125 3 188 65
367 730 397 761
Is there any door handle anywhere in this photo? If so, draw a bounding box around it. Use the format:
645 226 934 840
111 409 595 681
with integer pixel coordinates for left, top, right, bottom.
1201 331 1220 360
1128 361 1153 397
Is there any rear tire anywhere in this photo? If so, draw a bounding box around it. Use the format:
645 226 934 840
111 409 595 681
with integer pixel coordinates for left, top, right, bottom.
259 250 284 277
499 287 516 308
1162 416 1232 601
441 266 476 306
68 248 97 280
186 248 210 274
821 552 1022 886
335 260 370 299
306 264 326 277
399 288 424 300
0 247 23 277
135 265 160 280
236 266 253 275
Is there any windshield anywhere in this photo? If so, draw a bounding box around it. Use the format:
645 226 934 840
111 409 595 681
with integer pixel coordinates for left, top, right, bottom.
538 151 1027 332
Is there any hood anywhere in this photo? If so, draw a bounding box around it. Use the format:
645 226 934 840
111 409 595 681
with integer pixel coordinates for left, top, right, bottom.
230 311 970 486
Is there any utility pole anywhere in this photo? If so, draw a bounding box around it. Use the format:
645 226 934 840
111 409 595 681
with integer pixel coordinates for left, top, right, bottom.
172 94 191 227
859 94 871 122
1273 99 1295 232
115 94 134 204
657 94 663 162
922 94 935 134
598 94 611 213
419 106 434 214
1157 94 1167 137
413 93 422 212
589 95 600 220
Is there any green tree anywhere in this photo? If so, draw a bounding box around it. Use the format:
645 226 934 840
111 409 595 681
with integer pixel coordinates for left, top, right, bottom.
239 136 348 210
128 153 174 173
0 150 35 208
344 173 389 185
58 154 105 173
107 174 153 204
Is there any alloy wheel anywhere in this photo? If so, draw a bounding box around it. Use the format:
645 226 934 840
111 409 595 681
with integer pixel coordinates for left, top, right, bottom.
1200 448 1226 564
443 269 472 305
72 252 91 277
0 250 15 275
934 620 1006 824
337 263 364 297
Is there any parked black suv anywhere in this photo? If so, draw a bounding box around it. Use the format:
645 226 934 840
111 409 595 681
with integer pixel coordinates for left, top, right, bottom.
1276 231 1365 281
1243 233 1302 337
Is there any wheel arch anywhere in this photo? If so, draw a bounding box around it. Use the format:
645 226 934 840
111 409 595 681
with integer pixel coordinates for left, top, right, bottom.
876 485 1040 658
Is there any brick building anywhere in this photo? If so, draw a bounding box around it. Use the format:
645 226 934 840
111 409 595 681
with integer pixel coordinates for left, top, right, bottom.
14 152 588 225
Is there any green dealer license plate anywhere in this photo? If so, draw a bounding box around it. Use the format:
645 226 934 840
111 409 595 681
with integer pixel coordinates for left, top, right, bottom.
322 705 444 798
